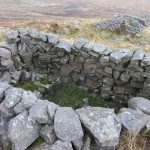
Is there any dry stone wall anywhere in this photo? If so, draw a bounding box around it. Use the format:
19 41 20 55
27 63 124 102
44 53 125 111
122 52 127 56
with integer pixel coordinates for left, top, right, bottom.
1 28 150 102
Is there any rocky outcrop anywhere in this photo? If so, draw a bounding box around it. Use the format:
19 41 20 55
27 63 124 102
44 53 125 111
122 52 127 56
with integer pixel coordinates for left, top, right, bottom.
0 82 150 150
0 28 150 102
96 15 146 36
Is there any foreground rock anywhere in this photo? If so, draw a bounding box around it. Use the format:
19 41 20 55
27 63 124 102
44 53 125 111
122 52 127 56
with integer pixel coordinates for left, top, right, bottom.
0 82 11 101
128 97 150 115
0 117 11 150
54 107 83 142
14 90 38 114
76 107 121 148
118 108 149 135
50 140 73 150
8 111 40 150
39 125 56 145
3 87 23 109
29 99 51 124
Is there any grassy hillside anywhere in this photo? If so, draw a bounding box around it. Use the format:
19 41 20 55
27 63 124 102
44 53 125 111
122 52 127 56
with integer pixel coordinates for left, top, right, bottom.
1 18 150 52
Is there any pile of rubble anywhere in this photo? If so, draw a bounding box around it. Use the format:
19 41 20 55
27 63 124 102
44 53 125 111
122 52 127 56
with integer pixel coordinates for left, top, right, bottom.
96 15 146 36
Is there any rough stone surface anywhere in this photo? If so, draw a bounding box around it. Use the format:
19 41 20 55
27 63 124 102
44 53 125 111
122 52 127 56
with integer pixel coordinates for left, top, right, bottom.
118 108 149 135
47 102 59 121
96 15 146 35
54 107 83 141
47 33 59 46
76 107 121 146
110 49 134 64
50 140 73 150
29 99 51 124
128 97 150 115
27 142 51 150
14 91 38 114
92 44 107 54
0 82 11 100
0 48 11 60
54 41 72 52
60 64 74 77
8 111 40 150
74 38 88 50
131 50 145 61
3 87 23 109
81 134 91 150
72 138 83 150
0 116 11 150
39 125 56 145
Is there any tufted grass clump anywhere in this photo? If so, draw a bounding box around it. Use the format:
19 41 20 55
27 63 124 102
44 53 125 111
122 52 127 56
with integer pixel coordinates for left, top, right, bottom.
40 76 50 85
47 84 120 111
16 81 40 92
117 131 149 150
30 137 45 147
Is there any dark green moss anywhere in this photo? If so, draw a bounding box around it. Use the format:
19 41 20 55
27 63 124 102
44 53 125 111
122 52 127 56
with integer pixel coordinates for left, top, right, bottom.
31 137 45 147
40 76 50 85
16 81 40 92
47 84 120 111
145 130 150 136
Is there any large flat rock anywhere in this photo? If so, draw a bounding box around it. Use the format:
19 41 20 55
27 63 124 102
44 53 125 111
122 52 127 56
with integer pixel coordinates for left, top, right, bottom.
76 107 121 147
54 107 83 142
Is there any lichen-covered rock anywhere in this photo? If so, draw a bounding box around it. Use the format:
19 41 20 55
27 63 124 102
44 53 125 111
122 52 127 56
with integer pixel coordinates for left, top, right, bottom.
39 125 56 145
120 72 131 83
131 50 145 61
0 116 11 150
142 54 150 66
3 87 23 109
14 91 38 114
54 40 72 52
76 107 121 147
47 102 59 121
54 107 83 142
60 64 74 77
72 138 83 150
6 30 18 42
118 108 149 135
8 111 40 150
128 97 150 115
0 82 11 100
73 38 88 50
1 59 13 69
50 140 73 150
92 44 107 54
29 99 51 124
47 33 59 46
110 49 134 64
0 48 11 60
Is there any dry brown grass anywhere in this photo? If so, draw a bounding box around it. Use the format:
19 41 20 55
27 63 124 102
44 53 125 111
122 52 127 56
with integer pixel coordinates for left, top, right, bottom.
0 18 150 52
118 131 150 150
0 30 5 42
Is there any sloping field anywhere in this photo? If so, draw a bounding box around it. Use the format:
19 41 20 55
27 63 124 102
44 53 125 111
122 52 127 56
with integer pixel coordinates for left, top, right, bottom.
0 0 150 19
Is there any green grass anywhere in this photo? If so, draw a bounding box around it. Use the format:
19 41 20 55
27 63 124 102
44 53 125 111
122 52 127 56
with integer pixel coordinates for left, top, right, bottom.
16 81 41 92
30 137 45 147
47 84 120 111
145 130 150 136
40 76 51 85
